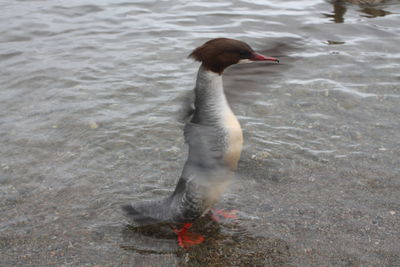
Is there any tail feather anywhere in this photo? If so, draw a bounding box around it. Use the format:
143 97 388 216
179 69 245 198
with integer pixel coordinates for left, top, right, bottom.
122 198 172 226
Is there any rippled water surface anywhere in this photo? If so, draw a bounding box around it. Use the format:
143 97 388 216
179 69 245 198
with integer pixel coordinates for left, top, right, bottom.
1 0 399 265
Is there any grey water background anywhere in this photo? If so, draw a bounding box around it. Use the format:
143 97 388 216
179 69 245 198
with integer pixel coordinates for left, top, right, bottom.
1 0 399 265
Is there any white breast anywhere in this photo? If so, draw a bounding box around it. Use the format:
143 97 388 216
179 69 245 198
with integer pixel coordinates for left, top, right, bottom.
221 107 243 170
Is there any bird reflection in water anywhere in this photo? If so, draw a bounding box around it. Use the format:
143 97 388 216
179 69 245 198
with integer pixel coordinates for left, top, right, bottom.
324 0 391 23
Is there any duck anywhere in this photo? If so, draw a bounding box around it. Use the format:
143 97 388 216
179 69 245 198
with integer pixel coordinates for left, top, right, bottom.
122 38 278 248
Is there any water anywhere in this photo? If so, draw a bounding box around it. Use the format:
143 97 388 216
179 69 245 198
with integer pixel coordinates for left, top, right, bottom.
1 0 399 265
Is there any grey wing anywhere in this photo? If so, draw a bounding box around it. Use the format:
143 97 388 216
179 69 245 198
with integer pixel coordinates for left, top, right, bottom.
177 90 195 123
183 122 226 170
169 122 233 221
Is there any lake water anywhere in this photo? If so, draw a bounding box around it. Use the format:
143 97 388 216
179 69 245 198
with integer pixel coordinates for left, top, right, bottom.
1 0 399 266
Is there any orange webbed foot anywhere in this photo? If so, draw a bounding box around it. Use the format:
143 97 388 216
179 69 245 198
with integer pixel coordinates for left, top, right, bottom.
173 223 205 248
210 208 238 222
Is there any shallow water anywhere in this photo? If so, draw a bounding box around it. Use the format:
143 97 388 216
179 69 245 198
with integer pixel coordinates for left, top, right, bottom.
1 0 399 266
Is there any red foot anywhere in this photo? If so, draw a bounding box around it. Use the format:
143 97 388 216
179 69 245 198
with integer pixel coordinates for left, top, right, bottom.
173 223 205 248
210 208 238 222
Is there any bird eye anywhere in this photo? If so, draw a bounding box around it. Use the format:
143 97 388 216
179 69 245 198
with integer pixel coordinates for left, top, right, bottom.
238 50 250 58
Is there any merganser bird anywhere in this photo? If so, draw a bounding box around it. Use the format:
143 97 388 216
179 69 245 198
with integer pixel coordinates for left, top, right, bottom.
122 38 278 248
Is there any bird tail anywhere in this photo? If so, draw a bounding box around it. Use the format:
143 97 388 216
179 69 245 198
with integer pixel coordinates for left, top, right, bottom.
121 198 172 226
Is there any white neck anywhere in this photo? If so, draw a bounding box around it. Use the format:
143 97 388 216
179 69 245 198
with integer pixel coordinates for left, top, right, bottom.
192 66 233 126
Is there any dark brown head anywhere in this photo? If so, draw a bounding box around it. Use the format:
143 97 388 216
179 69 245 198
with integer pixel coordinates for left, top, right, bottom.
189 38 278 74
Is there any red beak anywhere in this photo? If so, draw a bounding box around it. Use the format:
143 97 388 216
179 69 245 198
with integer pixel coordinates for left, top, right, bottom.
250 53 279 63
